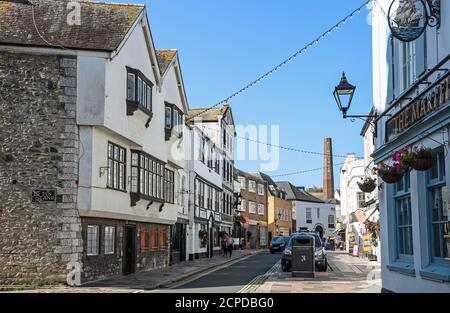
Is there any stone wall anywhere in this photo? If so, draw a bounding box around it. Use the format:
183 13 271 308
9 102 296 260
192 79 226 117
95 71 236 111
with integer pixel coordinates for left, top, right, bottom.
136 223 170 272
81 217 124 283
0 51 82 285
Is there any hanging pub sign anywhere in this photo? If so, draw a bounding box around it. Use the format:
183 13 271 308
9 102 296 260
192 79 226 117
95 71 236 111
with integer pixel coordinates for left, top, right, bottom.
388 0 441 42
32 189 56 203
386 73 449 142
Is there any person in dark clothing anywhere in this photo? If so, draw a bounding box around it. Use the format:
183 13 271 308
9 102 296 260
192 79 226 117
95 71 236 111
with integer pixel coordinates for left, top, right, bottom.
227 235 234 257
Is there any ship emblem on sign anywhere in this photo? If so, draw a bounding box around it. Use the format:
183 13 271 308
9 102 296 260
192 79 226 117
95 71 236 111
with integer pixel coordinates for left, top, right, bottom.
388 0 427 42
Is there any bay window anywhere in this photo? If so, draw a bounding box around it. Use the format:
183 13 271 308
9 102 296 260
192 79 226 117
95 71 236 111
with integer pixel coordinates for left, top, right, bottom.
164 102 184 140
131 151 165 202
126 67 153 115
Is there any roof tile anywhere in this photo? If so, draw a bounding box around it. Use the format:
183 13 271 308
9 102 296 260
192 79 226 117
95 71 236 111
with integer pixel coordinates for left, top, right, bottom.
0 0 144 51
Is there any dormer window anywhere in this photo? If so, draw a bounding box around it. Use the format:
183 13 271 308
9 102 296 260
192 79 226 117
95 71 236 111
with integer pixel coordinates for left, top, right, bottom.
126 67 153 119
164 102 184 140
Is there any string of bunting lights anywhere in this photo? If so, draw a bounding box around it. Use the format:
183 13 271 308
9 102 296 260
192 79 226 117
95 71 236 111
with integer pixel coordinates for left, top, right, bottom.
187 0 371 122
197 124 362 159
271 162 346 178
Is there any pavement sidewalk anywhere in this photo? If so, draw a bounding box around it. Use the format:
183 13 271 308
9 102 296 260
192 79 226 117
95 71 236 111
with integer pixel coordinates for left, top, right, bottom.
254 251 381 293
6 249 261 293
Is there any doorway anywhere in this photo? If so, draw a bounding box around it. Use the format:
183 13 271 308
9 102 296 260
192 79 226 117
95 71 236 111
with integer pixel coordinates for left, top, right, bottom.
171 223 186 264
123 226 136 275
315 225 324 239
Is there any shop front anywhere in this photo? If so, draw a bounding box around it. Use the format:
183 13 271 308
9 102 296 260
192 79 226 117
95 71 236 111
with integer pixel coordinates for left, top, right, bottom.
373 58 450 292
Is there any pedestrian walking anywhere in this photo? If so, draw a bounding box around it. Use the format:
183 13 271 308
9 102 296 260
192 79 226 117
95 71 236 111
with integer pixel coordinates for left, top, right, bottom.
227 234 234 257
221 234 228 256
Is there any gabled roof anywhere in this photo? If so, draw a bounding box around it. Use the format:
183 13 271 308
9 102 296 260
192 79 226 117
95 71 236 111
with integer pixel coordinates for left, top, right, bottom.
156 49 189 112
186 107 228 122
235 169 264 184
156 49 177 75
276 181 325 203
251 172 286 198
0 0 144 51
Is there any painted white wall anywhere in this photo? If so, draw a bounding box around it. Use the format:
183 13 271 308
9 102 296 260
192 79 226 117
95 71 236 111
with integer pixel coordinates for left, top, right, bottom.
294 201 336 238
339 154 365 218
104 22 165 161
78 127 177 224
76 18 179 225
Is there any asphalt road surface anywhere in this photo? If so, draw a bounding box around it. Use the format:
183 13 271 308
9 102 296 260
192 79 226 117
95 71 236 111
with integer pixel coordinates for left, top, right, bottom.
154 251 281 293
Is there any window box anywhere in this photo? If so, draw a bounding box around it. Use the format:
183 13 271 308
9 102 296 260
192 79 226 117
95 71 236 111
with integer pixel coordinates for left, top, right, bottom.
126 67 154 126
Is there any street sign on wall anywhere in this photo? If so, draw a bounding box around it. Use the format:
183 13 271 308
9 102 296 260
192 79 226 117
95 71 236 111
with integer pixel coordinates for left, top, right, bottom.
32 189 56 203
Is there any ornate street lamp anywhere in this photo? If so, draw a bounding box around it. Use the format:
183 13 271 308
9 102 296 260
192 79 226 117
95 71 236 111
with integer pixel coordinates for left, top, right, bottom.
333 72 356 118
333 72 387 122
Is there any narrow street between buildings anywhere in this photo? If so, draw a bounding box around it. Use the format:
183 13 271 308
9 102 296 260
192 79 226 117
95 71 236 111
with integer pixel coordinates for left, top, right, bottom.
7 250 380 294
254 251 381 293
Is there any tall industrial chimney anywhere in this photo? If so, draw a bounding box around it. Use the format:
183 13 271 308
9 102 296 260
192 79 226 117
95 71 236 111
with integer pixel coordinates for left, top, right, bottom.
323 138 335 200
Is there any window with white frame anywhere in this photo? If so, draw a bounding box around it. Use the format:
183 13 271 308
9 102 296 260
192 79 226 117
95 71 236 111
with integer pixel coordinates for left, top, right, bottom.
240 199 246 212
306 208 312 224
258 184 265 196
104 226 115 254
249 201 256 214
390 34 425 99
87 225 99 256
238 176 246 189
258 204 265 216
328 215 335 229
249 180 256 193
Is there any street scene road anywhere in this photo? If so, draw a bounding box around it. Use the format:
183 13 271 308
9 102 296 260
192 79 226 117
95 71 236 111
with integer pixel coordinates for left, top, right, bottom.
165 252 280 293
1 0 449 295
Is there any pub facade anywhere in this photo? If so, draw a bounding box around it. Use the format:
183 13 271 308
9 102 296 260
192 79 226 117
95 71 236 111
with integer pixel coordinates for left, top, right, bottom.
372 0 449 292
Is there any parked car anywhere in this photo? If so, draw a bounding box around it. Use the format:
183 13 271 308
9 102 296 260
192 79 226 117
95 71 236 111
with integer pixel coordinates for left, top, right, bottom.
281 232 328 272
324 241 333 250
269 236 290 253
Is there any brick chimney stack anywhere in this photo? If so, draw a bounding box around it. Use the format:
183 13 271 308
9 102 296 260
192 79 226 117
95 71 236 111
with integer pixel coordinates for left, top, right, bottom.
323 138 335 200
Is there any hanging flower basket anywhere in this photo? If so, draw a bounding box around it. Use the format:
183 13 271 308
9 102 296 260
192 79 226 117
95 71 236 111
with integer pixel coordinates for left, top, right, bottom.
357 177 377 193
410 147 436 171
393 147 415 169
373 162 404 184
379 171 404 184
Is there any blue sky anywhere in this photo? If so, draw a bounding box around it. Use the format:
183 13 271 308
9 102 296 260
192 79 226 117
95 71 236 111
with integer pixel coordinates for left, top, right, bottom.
116 0 373 189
